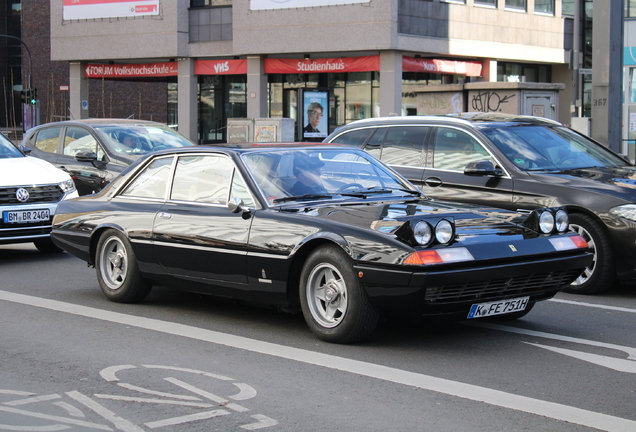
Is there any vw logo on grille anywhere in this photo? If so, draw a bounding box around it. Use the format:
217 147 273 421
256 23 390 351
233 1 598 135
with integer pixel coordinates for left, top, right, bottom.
16 188 29 202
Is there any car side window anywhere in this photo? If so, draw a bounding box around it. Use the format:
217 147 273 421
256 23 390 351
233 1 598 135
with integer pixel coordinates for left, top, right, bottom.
331 128 375 147
170 155 234 205
34 127 62 153
230 170 255 207
432 127 493 171
121 156 174 199
63 127 106 161
378 126 427 166
363 128 387 160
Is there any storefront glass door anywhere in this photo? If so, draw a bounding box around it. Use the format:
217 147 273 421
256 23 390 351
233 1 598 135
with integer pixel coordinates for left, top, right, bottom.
198 75 246 144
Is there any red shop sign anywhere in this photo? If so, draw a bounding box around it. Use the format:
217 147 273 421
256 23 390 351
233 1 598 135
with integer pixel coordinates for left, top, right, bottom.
264 56 380 74
195 59 247 75
84 62 178 78
402 57 482 77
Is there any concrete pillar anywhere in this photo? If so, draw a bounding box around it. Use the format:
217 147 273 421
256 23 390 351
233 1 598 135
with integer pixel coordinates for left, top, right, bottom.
177 58 198 143
591 0 623 152
247 55 268 118
380 51 402 117
69 62 89 120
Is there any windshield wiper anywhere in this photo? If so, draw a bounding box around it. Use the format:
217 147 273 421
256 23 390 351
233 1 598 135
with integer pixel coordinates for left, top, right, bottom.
341 187 422 198
273 194 333 203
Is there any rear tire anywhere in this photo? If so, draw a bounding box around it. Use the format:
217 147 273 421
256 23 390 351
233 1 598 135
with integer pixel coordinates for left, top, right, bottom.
300 244 379 344
564 213 615 294
95 229 151 303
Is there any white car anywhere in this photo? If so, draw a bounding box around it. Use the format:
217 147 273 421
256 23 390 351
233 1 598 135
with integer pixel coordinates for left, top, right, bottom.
0 132 78 252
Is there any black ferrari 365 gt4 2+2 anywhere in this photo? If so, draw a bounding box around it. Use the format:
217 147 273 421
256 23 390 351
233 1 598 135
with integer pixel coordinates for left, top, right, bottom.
50 145 591 343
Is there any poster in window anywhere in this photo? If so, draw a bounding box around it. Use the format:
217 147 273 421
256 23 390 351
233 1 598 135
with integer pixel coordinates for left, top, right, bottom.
302 90 328 140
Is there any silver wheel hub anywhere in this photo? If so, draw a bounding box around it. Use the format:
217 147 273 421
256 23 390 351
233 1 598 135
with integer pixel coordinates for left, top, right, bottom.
325 284 340 303
306 263 348 328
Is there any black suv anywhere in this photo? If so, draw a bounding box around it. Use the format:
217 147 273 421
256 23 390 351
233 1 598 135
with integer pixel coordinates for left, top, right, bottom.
325 112 636 294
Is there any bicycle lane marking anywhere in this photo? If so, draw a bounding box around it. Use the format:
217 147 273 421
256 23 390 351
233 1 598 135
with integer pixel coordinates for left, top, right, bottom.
2 289 635 432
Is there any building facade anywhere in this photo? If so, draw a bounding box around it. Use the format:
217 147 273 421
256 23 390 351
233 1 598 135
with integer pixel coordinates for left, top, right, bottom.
6 1 587 145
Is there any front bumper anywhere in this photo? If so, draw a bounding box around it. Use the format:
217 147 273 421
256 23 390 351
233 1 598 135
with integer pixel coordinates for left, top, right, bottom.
355 252 592 317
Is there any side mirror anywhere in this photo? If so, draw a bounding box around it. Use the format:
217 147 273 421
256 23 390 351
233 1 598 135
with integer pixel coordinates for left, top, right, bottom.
228 197 252 218
75 149 98 162
19 145 32 155
464 159 503 177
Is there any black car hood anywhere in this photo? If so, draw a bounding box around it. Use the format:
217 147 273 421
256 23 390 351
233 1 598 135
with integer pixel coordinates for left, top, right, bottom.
528 165 636 202
282 198 531 242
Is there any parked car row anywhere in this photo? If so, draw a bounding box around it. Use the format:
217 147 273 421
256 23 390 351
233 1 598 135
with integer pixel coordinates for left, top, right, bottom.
0 131 78 253
5 113 634 342
20 119 195 195
325 113 636 294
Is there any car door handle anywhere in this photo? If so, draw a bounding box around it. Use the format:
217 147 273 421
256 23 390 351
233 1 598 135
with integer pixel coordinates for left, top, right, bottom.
424 177 443 187
157 212 172 219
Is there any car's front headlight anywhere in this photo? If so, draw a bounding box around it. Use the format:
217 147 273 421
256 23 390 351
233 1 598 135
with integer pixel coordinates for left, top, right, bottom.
58 179 76 193
609 204 636 222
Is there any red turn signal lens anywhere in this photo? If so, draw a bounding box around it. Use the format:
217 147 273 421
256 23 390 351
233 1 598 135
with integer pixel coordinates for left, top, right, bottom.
570 234 589 248
404 247 474 265
548 235 589 251
404 250 444 265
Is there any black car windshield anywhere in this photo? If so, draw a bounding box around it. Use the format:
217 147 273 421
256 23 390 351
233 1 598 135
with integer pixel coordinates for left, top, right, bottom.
242 148 418 205
0 133 23 159
96 124 194 156
480 125 628 171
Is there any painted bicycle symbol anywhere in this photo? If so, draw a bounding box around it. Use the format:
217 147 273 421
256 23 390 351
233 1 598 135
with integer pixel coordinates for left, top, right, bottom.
0 364 277 430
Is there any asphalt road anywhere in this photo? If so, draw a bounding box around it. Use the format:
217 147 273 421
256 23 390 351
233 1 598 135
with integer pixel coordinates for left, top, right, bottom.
1 243 635 432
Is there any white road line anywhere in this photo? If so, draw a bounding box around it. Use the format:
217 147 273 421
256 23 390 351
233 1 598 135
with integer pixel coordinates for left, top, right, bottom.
549 298 636 314
3 394 61 406
470 322 636 360
115 383 202 401
2 290 636 432
144 409 230 429
0 404 112 431
163 377 226 404
92 395 214 408
66 391 142 432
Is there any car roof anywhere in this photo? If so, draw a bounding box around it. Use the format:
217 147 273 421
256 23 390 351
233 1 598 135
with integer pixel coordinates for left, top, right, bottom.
336 112 562 129
195 143 348 154
26 118 166 132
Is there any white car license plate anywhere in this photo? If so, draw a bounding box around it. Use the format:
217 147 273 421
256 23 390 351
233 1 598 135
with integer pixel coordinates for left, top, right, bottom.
3 209 50 224
467 296 529 319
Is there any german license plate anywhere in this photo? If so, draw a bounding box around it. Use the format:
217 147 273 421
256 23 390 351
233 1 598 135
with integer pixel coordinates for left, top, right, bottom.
467 296 529 319
3 209 50 224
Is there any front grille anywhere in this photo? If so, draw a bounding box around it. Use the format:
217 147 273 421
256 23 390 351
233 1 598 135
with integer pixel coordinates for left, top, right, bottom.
425 269 582 303
0 184 64 205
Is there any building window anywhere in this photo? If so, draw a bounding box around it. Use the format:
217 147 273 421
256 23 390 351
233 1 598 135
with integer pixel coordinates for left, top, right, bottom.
626 0 636 18
562 0 575 16
497 62 551 83
474 0 496 6
505 0 526 11
191 0 232 6
534 0 553 14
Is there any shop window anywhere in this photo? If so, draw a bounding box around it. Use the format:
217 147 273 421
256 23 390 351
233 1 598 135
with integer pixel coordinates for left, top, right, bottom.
626 0 636 18
496 62 550 83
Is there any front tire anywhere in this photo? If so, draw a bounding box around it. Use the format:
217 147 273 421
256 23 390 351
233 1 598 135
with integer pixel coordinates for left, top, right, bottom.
564 213 615 294
300 244 379 344
95 229 151 303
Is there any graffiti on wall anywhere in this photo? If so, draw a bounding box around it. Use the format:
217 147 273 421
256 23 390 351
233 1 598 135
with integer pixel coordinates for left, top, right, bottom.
470 91 516 113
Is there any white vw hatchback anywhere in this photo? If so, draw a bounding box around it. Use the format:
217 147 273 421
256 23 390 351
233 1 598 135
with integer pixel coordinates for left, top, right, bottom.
0 132 77 252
